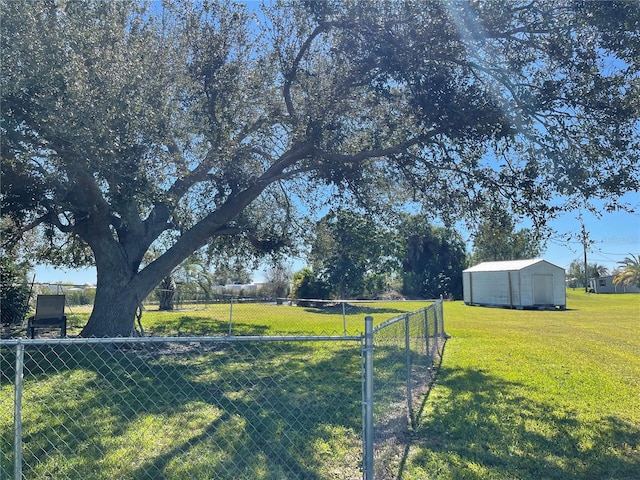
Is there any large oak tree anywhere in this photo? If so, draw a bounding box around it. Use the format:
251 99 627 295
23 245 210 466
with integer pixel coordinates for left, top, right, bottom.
2 0 639 336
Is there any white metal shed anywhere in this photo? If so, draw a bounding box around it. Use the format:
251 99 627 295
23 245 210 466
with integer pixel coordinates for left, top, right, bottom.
463 259 566 309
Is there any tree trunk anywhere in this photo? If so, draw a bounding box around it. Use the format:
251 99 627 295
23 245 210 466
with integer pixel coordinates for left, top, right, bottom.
158 276 176 311
77 183 274 337
80 277 148 337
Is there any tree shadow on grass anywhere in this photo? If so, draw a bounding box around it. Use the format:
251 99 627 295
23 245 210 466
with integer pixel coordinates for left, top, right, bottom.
301 304 408 316
2 339 364 479
145 315 270 336
401 367 640 480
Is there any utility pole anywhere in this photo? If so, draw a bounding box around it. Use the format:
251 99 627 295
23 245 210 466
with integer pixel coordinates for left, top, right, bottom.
583 223 588 292
579 217 593 293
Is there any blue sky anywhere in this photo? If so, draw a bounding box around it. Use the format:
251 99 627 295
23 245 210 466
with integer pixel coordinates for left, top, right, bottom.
34 191 639 285
540 195 640 273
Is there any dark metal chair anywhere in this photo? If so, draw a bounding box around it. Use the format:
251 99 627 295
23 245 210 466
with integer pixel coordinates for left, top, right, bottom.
27 295 67 338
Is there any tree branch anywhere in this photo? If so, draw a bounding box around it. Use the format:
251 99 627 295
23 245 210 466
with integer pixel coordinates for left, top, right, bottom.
283 23 329 118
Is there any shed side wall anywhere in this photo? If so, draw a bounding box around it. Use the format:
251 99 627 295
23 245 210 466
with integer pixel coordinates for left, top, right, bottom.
466 271 513 306
463 272 472 303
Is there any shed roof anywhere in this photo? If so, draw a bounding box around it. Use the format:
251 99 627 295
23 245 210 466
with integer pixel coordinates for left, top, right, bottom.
463 259 562 273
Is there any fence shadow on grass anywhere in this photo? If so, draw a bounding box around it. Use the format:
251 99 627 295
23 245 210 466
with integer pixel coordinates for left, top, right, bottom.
402 367 640 480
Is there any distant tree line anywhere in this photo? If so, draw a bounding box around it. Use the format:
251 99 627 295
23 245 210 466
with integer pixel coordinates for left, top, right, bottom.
293 210 467 300
290 207 543 300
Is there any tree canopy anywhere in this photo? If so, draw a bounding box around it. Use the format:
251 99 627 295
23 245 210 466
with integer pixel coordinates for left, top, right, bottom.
308 209 394 299
297 211 467 300
398 215 467 299
470 201 545 264
2 0 639 335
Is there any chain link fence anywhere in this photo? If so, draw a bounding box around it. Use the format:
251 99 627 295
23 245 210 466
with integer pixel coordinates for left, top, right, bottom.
370 304 446 477
1 301 445 479
2 282 432 339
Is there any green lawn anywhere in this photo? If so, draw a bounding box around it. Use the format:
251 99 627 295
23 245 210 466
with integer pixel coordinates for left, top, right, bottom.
3 294 638 479
63 300 430 337
402 290 640 480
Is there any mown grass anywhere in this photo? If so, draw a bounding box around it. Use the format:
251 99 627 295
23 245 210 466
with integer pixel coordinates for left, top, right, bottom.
0 340 365 479
62 300 429 337
402 290 640 480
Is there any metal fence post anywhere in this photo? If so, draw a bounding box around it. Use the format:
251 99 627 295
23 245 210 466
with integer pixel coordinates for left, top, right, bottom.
425 307 431 362
439 299 449 341
405 313 415 430
436 300 448 355
433 304 439 350
228 296 234 335
342 301 347 336
14 342 25 480
363 315 374 480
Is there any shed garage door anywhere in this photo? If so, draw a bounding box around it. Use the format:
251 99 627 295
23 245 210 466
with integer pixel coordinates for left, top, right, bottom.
532 274 553 305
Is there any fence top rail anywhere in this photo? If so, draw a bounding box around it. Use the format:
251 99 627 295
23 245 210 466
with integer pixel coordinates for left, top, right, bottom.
372 301 439 334
372 313 407 333
0 334 363 347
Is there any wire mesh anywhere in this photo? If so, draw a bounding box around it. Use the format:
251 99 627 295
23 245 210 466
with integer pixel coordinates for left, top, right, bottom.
1 337 363 479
